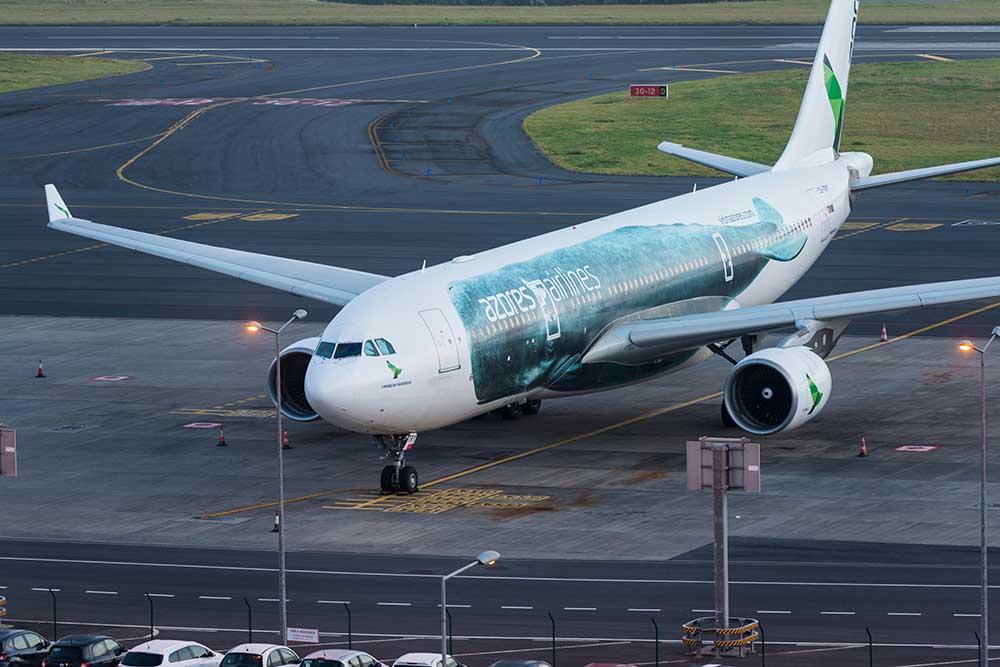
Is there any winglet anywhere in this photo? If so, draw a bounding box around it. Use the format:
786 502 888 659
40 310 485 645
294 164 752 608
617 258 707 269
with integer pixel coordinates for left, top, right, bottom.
45 184 71 223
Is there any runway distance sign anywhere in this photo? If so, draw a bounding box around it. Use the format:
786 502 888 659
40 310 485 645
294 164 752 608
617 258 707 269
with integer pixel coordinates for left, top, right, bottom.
629 84 669 99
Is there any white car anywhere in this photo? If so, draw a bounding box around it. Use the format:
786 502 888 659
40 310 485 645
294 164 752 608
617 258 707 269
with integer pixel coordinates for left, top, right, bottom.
222 645 299 667
121 641 222 667
301 650 385 667
392 655 464 667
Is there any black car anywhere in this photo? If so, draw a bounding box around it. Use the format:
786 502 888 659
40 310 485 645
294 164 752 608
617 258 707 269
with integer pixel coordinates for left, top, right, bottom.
42 636 124 667
0 629 51 667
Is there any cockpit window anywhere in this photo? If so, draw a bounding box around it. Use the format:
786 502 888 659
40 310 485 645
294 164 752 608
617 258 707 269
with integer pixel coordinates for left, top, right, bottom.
363 340 379 356
333 342 362 359
375 338 396 355
315 341 335 359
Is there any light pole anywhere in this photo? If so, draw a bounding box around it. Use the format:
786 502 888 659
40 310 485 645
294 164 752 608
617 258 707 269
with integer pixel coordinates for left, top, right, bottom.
959 327 1000 667
441 551 499 665
246 308 308 645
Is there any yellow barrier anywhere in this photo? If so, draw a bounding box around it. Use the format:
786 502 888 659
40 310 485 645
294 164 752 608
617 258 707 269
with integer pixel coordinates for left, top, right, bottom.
681 616 759 657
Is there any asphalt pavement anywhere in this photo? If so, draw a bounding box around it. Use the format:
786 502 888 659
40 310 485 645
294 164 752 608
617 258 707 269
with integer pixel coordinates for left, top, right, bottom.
1 25 999 335
2 537 997 663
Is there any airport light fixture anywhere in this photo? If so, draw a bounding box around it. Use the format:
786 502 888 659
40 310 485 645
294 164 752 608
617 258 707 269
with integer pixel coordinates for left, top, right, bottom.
958 326 1000 667
244 307 308 644
441 551 500 664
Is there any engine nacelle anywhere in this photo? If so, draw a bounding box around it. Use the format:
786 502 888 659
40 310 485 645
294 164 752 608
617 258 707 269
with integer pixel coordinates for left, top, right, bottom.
267 336 321 422
723 346 831 435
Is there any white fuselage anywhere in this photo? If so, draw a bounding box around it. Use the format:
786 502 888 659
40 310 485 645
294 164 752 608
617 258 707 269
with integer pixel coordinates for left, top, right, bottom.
304 157 859 435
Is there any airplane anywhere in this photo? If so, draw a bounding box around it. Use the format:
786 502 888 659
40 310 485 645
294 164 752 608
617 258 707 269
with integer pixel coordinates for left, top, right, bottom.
45 0 1000 495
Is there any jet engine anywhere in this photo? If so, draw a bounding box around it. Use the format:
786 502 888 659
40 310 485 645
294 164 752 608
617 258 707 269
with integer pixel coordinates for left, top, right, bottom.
267 336 320 422
723 346 831 435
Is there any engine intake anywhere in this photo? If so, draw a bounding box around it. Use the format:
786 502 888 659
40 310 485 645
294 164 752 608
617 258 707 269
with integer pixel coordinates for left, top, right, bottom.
267 336 320 422
723 346 831 435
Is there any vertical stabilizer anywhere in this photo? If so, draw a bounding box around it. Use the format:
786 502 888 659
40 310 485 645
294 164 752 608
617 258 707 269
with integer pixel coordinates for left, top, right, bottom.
773 0 859 170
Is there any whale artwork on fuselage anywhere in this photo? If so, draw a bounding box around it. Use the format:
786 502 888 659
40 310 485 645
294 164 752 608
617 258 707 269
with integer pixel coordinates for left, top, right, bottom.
45 0 1000 494
449 198 808 402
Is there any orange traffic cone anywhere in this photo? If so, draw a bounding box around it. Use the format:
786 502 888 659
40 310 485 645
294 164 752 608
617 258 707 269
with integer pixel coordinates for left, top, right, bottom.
858 436 869 458
282 429 291 450
217 424 227 447
271 510 280 533
880 323 888 343
35 359 45 378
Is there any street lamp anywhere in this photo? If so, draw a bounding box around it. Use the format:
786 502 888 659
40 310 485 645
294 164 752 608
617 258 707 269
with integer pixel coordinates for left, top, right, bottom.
441 551 499 665
959 326 1000 667
245 308 308 644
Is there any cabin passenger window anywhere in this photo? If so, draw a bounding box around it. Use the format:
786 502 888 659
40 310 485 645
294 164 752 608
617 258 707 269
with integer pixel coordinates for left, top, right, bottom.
315 341 335 359
334 342 362 358
364 340 380 356
376 339 396 355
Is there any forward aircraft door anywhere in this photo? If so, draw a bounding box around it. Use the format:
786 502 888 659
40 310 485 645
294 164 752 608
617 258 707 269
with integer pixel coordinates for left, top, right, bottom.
419 308 461 373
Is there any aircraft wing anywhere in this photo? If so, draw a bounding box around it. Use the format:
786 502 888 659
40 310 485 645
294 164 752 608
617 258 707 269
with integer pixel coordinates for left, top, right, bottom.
44 185 387 306
582 276 1000 365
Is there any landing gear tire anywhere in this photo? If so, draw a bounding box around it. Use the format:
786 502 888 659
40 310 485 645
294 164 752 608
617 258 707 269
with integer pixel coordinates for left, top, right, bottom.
399 466 419 494
522 399 542 416
500 403 524 420
380 465 399 494
721 401 737 428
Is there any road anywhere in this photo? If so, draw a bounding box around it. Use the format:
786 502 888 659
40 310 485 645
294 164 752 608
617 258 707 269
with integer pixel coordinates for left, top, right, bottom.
1 538 996 659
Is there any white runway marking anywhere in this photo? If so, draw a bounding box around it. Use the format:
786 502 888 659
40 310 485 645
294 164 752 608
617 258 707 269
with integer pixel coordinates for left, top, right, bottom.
756 610 792 614
820 611 856 615
563 607 597 611
887 612 922 616
627 608 661 612
317 600 351 604
953 613 981 617
198 595 232 600
377 602 412 607
501 606 533 610
146 593 175 598
31 587 60 592
85 590 118 595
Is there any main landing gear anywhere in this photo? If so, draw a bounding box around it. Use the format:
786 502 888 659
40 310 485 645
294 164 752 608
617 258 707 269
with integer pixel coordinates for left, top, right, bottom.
497 399 542 420
376 433 419 495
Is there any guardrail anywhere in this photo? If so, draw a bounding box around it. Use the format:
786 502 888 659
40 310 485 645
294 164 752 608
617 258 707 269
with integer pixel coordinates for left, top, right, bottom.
681 616 759 657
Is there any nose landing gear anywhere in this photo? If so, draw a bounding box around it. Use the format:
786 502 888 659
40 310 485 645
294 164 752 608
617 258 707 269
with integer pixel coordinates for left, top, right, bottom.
376 433 419 495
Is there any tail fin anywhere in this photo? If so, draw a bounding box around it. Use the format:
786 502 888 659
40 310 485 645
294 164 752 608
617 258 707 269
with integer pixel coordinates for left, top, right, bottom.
774 0 860 170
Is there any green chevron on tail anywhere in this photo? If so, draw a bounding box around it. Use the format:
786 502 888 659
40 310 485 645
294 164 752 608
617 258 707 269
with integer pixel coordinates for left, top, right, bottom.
823 55 846 151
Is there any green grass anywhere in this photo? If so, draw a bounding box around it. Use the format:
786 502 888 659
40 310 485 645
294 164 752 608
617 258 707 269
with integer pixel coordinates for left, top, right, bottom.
0 0 997 25
524 58 1000 181
0 54 150 94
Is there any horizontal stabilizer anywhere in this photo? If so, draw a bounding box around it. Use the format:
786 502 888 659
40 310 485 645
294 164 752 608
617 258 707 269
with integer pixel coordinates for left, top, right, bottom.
657 141 770 178
853 155 1000 191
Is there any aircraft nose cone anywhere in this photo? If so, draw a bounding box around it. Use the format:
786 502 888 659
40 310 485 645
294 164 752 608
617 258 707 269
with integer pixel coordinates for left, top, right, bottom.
304 361 356 423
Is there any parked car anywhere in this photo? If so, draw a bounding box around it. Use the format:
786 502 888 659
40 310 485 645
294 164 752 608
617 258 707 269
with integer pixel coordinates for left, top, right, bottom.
392 654 465 667
42 636 124 667
300 650 384 667
121 641 221 667
221 645 298 667
490 661 550 667
0 629 51 667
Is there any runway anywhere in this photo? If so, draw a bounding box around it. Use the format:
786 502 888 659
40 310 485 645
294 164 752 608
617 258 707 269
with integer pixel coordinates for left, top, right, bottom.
1 24 1000 336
